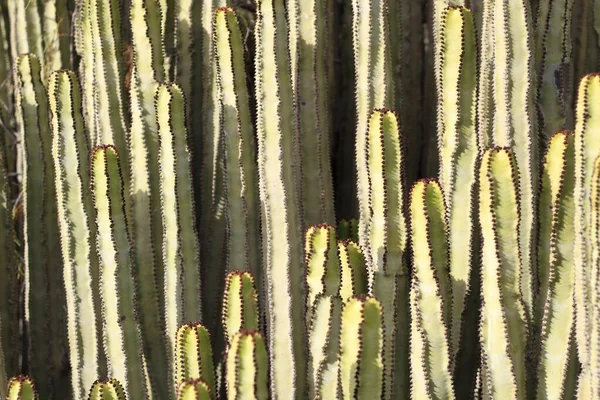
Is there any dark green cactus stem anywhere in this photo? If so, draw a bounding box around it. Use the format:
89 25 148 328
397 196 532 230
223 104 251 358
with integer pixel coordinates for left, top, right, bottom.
337 219 358 242
435 5 478 361
305 225 340 313
49 70 103 400
214 7 261 285
16 53 67 397
254 0 306 395
87 379 126 400
288 0 336 227
177 379 211 400
535 132 577 399
0 3 15 178
338 296 383 399
409 179 454 399
478 148 528 399
222 271 259 346
90 145 147 399
337 240 367 302
175 323 216 398
226 330 269 400
307 295 342 399
7 376 38 400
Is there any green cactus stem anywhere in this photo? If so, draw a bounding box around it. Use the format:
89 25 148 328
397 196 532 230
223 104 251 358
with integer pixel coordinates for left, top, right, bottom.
7 376 38 400
337 240 367 302
337 219 358 242
226 330 269 400
305 225 340 313
222 271 259 346
177 379 211 400
87 379 126 400
175 323 216 397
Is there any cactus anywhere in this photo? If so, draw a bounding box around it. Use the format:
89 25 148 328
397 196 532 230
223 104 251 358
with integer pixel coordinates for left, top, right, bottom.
7 376 38 400
175 323 215 397
87 379 126 400
222 271 259 346
226 330 269 400
305 224 340 312
178 379 211 400
337 240 367 302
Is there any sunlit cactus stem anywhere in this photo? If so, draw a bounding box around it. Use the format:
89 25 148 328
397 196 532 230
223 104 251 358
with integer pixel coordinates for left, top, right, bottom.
178 379 211 400
222 271 259 346
88 379 127 400
305 225 340 313
7 376 38 400
226 330 269 400
337 240 367 302
175 323 216 398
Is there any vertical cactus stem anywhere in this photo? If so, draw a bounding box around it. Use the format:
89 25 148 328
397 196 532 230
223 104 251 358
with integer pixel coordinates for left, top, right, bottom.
305 225 340 312
589 156 600 398
436 5 478 360
177 379 211 400
226 330 269 400
214 7 261 285
49 70 101 400
289 0 336 227
535 0 574 139
7 376 38 400
155 83 202 359
307 295 342 399
337 218 359 242
409 179 455 399
338 296 384 399
338 240 368 301
41 0 67 79
127 0 169 397
222 271 259 346
175 323 216 397
87 379 127 400
352 0 394 255
536 132 577 399
478 148 528 399
7 0 44 67
491 0 537 319
409 282 432 400
254 0 306 395
173 0 193 108
90 145 147 398
477 0 495 149
574 74 600 382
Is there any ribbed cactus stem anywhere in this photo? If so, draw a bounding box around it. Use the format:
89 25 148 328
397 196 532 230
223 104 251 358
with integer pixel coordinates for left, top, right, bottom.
305 225 340 312
338 296 384 399
7 0 44 70
7 376 38 400
175 323 216 397
254 0 305 395
177 379 211 400
88 379 127 400
214 7 261 284
174 0 193 106
226 330 269 400
535 132 577 400
587 156 600 398
337 219 358 242
90 145 147 398
307 295 342 399
478 148 528 399
337 240 367 302
40 0 69 79
49 70 102 400
222 271 259 346
409 179 454 399
435 5 478 359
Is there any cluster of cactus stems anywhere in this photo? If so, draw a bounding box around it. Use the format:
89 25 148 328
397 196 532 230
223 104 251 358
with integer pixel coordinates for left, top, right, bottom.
1 0 600 399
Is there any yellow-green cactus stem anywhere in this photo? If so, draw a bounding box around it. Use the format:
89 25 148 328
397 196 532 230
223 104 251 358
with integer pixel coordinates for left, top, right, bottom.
90 145 147 398
305 225 340 313
175 323 216 397
155 83 202 360
222 271 259 346
226 330 269 400
127 1 169 396
535 0 574 139
477 0 495 149
214 7 261 285
435 5 478 360
338 240 367 302
87 379 126 400
174 0 193 109
254 0 306 395
307 295 342 399
338 296 383 399
478 148 528 399
573 74 600 394
337 218 359 242
7 0 44 72
16 53 67 397
535 132 577 399
40 0 70 79
49 70 103 400
7 376 38 400
177 379 211 400
409 179 455 399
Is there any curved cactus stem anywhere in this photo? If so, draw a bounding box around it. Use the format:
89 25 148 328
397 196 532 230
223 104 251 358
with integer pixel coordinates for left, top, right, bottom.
214 7 262 286
50 70 103 400
87 379 126 400
91 145 147 398
16 53 68 397
226 330 269 400
478 148 528 400
435 5 478 362
409 179 455 399
536 132 577 399
177 379 211 400
305 225 340 313
254 0 306 396
7 376 38 400
338 296 383 399
175 323 215 397
156 83 202 361
307 295 342 399
338 240 367 302
222 271 259 346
